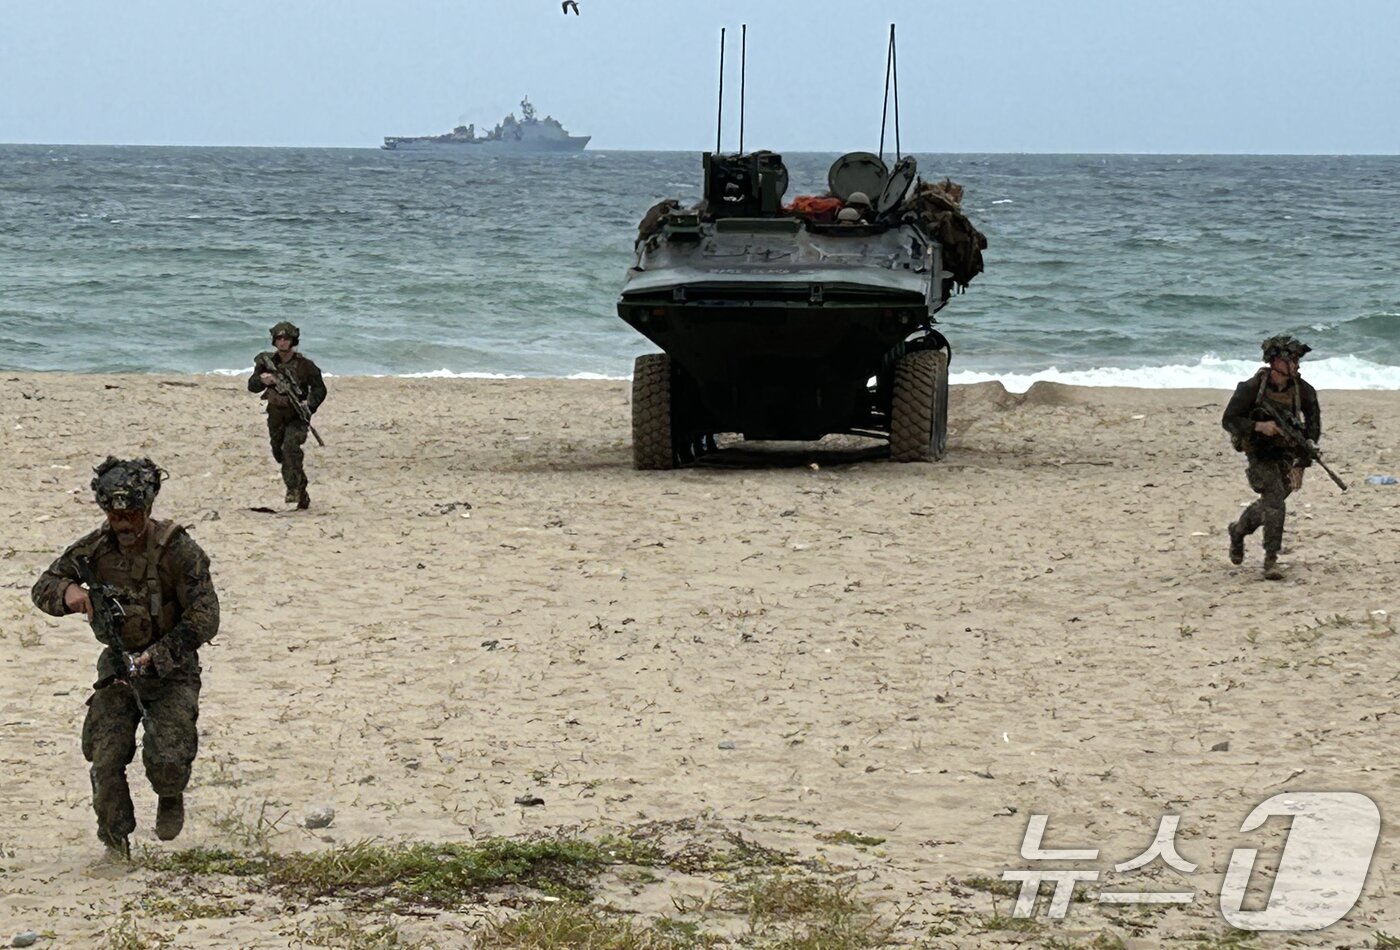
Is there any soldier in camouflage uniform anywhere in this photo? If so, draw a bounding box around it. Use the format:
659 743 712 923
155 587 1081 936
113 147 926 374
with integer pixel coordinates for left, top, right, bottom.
1221 336 1322 580
248 321 327 509
31 458 220 856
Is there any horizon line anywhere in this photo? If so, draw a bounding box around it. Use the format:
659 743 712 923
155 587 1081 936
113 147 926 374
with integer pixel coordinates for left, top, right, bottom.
3 141 1400 158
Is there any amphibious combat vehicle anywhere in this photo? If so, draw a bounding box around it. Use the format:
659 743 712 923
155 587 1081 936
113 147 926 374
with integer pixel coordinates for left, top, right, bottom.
617 25 985 469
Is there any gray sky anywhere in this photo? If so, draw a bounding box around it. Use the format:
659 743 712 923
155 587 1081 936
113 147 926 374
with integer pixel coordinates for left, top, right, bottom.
2 0 1397 152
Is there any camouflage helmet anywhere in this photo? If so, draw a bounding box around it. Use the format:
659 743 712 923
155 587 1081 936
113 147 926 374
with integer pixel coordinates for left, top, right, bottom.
269 321 300 345
845 191 872 209
91 457 164 512
1261 335 1311 362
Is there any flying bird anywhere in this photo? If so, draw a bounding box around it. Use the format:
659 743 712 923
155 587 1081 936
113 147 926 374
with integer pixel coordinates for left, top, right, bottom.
562 1 579 13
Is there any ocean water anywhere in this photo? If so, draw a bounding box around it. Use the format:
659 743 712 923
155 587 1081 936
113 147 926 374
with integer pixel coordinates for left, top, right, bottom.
1 145 1397 389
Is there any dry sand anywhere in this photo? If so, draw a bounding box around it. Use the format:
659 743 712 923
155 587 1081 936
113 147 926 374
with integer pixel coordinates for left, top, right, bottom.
1 373 1397 947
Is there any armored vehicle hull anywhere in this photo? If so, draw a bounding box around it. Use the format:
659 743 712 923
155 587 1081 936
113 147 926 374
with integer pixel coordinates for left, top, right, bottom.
618 151 982 469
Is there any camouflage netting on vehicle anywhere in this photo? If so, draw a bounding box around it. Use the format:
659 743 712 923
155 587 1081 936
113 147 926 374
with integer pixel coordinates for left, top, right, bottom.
900 179 987 290
637 198 682 243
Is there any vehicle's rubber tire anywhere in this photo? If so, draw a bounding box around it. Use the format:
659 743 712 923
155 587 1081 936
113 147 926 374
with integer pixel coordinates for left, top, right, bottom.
930 348 949 460
632 353 674 470
890 348 949 462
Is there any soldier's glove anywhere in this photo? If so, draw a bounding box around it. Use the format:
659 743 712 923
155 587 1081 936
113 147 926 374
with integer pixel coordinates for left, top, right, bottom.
143 640 180 678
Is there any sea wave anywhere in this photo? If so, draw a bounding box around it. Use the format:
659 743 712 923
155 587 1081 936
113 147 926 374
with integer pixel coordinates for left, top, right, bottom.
199 354 1400 391
949 354 1400 392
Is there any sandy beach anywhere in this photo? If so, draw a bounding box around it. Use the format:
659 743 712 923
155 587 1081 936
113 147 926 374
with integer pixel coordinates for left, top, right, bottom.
2 372 1397 948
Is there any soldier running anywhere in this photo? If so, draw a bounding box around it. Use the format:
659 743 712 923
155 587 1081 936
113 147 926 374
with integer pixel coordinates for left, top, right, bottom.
1221 335 1322 580
248 321 326 509
31 458 219 856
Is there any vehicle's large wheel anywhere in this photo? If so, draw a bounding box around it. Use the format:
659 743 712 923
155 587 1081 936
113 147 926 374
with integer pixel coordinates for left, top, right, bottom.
632 353 674 470
890 348 950 462
930 348 949 460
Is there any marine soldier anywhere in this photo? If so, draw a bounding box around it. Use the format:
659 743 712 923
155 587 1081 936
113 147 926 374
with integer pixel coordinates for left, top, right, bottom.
1221 335 1322 579
31 458 219 856
248 321 326 509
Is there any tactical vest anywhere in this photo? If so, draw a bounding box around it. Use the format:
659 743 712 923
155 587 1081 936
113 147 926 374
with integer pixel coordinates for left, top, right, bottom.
1232 370 1303 453
259 351 314 413
79 520 186 651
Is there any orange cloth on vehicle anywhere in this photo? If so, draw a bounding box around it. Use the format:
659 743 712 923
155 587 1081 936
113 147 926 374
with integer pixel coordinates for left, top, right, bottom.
784 196 844 223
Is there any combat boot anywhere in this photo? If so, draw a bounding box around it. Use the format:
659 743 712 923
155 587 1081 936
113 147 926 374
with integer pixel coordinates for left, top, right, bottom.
296 487 310 510
285 486 298 504
1262 554 1284 581
155 795 185 841
97 825 130 859
1227 521 1245 565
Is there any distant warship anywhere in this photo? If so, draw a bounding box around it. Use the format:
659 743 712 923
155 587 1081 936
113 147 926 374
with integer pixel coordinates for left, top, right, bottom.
382 97 589 154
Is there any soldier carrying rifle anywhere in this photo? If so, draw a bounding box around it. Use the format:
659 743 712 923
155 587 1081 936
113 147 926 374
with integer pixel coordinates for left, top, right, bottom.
31 458 220 857
248 321 327 509
1222 335 1342 580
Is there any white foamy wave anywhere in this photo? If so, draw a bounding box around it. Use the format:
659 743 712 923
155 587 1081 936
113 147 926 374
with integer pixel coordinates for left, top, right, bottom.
950 354 1400 392
400 369 525 379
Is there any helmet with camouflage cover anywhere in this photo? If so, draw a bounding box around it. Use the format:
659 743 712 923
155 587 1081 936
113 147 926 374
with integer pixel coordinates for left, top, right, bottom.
269 321 300 345
91 457 164 512
1261 335 1311 362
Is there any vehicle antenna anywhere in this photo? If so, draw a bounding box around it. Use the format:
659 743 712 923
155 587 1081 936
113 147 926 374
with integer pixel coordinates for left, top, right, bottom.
739 24 747 155
891 24 901 159
878 24 903 162
716 27 727 154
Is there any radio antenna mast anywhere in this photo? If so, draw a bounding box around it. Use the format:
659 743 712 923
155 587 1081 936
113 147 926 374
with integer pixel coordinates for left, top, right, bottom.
715 28 727 154
878 24 903 162
739 25 747 154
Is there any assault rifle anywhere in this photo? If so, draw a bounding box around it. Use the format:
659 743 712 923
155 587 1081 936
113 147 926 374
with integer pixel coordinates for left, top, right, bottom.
1257 400 1348 492
74 556 156 739
256 353 325 446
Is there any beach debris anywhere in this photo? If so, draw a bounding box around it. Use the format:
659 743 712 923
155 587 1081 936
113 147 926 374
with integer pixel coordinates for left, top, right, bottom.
1265 768 1307 788
1365 474 1397 485
514 794 545 807
718 740 737 750
303 806 335 829
11 932 39 948
481 639 499 650
248 506 278 514
424 501 473 516
1210 740 1230 752
992 806 1018 817
199 510 220 522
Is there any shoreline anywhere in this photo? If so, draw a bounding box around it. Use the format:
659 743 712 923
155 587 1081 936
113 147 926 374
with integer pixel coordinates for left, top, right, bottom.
7 366 1400 394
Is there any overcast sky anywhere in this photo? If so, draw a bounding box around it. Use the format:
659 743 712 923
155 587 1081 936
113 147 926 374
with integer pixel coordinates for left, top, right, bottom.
2 0 1396 153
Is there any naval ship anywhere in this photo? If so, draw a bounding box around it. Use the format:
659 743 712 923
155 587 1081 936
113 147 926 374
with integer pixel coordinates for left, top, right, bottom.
382 97 589 154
